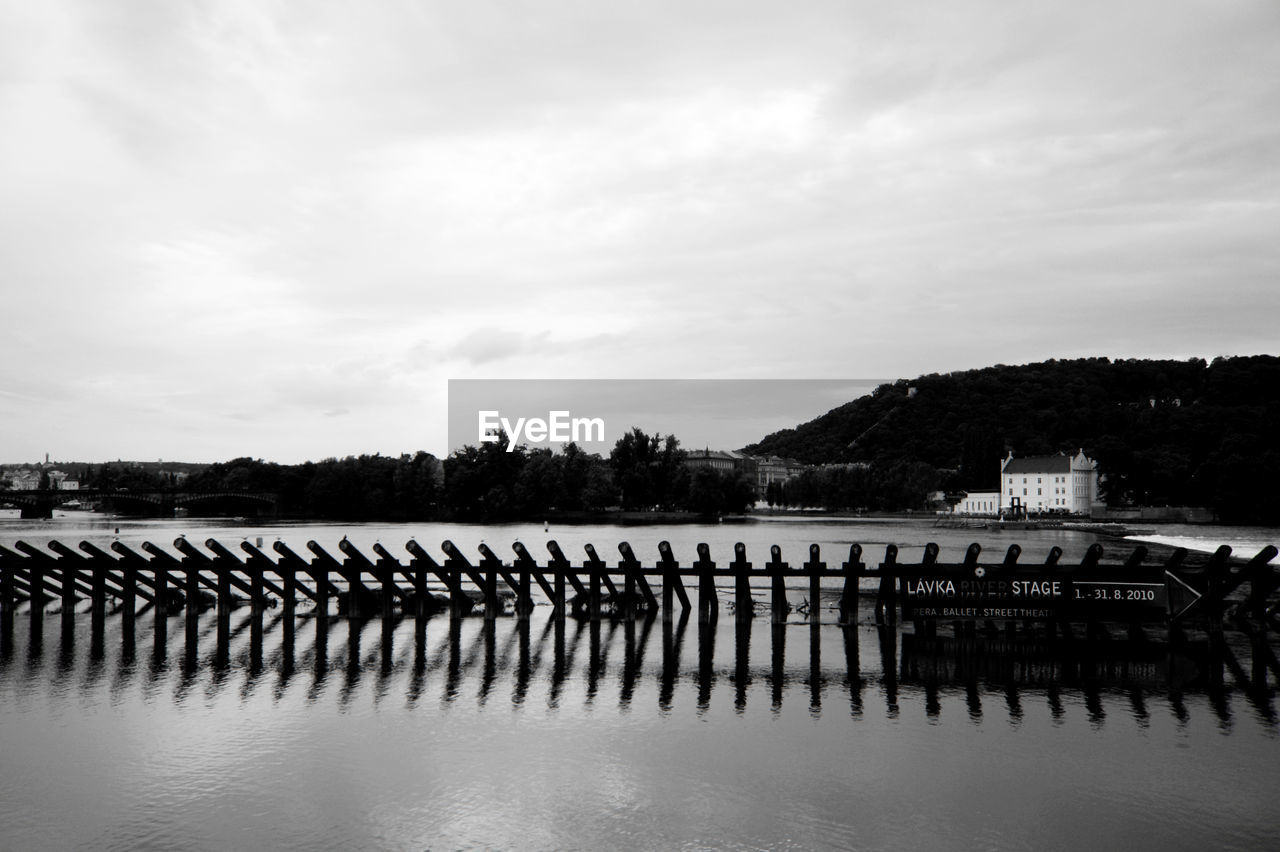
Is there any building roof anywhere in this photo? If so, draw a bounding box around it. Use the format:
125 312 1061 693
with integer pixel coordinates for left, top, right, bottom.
1002 454 1071 475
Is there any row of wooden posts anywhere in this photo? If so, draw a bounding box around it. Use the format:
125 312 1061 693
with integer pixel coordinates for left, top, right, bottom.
1 538 1278 630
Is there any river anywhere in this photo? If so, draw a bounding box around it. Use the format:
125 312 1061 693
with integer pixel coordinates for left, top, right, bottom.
1 513 1278 850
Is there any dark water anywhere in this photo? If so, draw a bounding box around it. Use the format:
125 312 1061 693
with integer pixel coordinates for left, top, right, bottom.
2 603 1279 850
2 516 1279 850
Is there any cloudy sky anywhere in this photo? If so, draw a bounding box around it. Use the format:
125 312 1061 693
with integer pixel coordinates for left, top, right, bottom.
2 1 1277 464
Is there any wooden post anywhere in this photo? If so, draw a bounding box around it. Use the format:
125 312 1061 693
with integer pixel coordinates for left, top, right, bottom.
619 542 657 614
1204 545 1233 631
443 540 492 619
517 548 532 619
60 549 79 615
805 544 824 622
770 545 788 624
407 539 464 617
480 543 529 618
696 542 717 624
584 544 604 621
119 546 137 623
875 544 898 626
658 541 691 613
1239 546 1280 621
185 550 199 652
585 544 619 598
514 542 557 614
732 542 753 622
0 549 12 616
839 543 863 625
619 542 637 621
276 553 297 621
30 550 45 625
398 543 426 618
546 540 584 619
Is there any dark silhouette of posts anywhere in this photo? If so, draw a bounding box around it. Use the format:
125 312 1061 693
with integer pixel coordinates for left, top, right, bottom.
407 540 464 617
619 542 657 616
769 545 788 623
805 544 824 621
546 540 586 617
75 542 114 635
479 543 529 618
444 540 493 619
583 544 605 620
876 544 898 626
732 542 753 622
840 543 863 625
695 543 717 623
514 541 558 615
30 549 45 634
658 540 690 619
619 542 637 621
0 553 13 618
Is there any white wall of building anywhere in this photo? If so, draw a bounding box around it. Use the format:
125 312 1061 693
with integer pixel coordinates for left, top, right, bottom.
953 491 1001 515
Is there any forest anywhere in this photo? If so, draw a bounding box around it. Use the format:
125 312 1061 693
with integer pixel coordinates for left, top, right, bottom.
744 355 1280 523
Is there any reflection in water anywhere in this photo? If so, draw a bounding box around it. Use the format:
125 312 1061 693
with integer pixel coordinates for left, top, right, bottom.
2 602 1274 728
38 602 1280 850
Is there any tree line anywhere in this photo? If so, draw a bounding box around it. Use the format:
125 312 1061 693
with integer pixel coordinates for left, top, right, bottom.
89 429 757 521
440 428 755 521
745 355 1280 523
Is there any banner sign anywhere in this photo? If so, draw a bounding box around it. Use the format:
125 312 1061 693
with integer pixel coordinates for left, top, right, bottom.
899 568 1170 622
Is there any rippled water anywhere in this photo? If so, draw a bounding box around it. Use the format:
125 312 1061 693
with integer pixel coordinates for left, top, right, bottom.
2 515 1279 849
2 600 1279 850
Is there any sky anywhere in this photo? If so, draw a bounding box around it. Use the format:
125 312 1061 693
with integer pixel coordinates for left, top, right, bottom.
2 0 1277 464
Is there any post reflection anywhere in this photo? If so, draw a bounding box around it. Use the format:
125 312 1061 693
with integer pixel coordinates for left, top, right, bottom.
0 604 1276 730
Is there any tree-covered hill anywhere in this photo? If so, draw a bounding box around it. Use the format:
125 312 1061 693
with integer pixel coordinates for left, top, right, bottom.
742 355 1280 523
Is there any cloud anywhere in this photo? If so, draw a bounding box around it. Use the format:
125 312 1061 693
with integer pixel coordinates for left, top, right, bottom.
1 1 1278 461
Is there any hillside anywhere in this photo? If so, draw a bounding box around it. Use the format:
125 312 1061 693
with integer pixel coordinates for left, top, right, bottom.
742 355 1280 523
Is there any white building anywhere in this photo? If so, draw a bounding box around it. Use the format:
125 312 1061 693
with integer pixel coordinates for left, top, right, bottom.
5 469 40 490
1000 450 1098 516
952 490 1001 516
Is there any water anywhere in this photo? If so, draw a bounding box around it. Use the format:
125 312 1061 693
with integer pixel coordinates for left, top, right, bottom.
2 514 1278 850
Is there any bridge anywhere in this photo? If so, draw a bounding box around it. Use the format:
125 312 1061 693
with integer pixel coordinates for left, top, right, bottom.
0 489 279 519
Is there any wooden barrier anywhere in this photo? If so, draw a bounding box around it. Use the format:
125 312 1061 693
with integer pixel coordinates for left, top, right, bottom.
0 538 1277 638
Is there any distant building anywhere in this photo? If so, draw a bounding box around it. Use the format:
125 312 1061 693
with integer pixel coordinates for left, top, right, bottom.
48 470 80 490
5 469 41 490
752 454 807 493
1000 450 1098 516
682 450 810 500
953 490 1001 516
684 449 745 474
